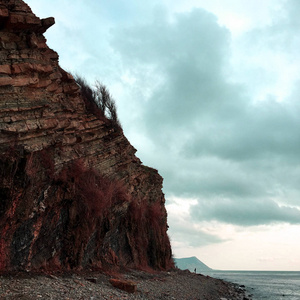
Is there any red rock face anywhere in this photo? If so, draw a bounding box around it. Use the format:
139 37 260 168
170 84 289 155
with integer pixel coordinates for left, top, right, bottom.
0 0 173 272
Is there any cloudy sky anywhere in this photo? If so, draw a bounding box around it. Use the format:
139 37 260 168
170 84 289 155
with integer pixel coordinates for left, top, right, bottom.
26 0 300 271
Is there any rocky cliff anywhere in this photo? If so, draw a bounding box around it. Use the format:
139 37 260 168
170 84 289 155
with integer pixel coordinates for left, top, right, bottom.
0 0 173 272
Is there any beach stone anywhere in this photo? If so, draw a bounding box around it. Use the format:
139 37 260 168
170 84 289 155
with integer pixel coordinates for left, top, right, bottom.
109 278 137 293
85 277 98 284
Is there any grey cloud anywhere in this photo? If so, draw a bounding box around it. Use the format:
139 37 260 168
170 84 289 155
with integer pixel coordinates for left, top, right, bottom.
109 4 300 227
171 229 225 247
191 198 300 226
184 98 300 162
112 9 228 66
111 9 238 134
168 215 226 247
162 158 267 199
269 0 300 48
240 0 300 64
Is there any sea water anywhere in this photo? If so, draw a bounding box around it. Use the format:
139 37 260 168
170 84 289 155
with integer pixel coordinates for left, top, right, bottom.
201 270 300 300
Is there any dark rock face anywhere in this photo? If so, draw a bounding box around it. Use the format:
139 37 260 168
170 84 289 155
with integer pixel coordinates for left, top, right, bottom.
0 0 173 272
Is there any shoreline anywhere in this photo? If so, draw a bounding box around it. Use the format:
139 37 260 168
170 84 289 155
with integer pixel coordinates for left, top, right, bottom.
0 269 252 299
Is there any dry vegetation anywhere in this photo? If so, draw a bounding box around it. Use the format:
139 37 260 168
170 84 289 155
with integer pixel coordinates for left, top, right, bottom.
75 75 122 130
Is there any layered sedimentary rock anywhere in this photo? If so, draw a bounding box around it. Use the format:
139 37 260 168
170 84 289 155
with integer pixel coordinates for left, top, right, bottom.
0 0 173 272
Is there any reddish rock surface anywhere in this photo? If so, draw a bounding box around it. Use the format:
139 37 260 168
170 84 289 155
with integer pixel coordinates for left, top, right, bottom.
0 0 173 273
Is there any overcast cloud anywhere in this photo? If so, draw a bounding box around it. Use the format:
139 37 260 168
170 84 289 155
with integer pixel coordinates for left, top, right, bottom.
109 1 300 228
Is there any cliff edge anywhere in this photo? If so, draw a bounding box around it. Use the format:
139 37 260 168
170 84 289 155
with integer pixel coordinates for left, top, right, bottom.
0 0 173 272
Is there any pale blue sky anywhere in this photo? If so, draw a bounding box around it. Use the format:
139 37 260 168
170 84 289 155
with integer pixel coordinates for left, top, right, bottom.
26 0 300 270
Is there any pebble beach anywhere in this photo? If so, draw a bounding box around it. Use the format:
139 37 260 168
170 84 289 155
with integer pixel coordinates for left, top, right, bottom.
0 269 251 299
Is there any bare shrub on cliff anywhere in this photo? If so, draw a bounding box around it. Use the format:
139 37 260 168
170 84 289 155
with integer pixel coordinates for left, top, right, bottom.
147 201 164 229
75 75 121 130
57 159 130 219
94 81 120 128
127 199 169 269
74 75 105 121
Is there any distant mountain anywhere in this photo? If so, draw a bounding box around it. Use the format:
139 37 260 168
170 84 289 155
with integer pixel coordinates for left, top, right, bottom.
174 256 213 272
